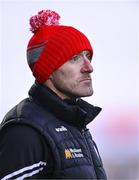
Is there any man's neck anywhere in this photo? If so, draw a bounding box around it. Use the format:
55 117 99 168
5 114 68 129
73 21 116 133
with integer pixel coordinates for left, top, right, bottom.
44 79 73 100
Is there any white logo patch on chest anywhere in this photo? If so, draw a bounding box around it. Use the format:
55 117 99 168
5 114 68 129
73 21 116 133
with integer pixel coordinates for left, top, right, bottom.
55 126 68 132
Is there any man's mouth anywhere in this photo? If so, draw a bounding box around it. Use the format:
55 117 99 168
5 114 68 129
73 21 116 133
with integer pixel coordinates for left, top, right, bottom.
80 77 92 82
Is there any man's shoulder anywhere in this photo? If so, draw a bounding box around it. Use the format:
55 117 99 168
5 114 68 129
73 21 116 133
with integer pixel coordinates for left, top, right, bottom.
1 98 41 128
0 96 56 132
2 98 31 121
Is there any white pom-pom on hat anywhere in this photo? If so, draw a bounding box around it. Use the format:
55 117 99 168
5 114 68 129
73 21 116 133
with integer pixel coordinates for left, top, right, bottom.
29 10 60 33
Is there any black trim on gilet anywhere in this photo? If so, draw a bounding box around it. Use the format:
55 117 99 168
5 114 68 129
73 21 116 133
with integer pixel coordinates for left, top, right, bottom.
0 83 107 179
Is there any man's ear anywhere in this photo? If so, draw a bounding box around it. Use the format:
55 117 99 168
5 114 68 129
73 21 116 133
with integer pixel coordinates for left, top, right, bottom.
48 74 53 80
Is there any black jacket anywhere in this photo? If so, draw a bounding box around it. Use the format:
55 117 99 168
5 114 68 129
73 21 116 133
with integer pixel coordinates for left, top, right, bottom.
0 83 107 179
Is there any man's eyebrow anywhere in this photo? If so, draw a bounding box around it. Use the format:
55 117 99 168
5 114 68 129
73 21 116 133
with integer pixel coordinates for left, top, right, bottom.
71 54 79 59
71 51 90 59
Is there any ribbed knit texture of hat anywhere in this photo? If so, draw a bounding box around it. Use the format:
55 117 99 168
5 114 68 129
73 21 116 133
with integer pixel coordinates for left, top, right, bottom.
27 10 93 84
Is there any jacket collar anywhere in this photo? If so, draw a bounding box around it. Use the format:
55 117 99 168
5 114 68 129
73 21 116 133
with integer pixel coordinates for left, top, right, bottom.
29 83 102 128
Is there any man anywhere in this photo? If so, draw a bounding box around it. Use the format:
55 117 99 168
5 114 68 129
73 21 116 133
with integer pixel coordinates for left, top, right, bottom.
0 10 107 179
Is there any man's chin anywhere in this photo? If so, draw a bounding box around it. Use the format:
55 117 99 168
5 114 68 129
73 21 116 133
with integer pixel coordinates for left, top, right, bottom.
77 90 94 98
84 92 93 97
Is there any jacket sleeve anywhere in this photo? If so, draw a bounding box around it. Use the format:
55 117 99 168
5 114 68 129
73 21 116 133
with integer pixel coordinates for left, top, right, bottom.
0 124 54 179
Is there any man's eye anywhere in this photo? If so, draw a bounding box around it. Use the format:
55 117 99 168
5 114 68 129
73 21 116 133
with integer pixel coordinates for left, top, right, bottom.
70 56 78 62
86 54 92 61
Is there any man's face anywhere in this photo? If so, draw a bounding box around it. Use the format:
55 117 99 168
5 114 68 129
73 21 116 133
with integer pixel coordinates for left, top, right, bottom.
47 50 94 99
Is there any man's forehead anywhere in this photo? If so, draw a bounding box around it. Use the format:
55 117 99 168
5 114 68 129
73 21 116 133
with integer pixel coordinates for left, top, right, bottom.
79 50 90 54
73 50 91 57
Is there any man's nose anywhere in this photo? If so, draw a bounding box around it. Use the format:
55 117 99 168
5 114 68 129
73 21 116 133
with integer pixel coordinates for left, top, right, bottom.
80 59 93 73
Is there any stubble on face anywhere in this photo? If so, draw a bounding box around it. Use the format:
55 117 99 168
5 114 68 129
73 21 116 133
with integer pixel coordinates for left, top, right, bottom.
45 50 94 99
49 67 93 99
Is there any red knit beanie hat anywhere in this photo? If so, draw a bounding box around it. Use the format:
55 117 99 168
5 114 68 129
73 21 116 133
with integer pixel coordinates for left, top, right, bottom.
27 10 93 84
